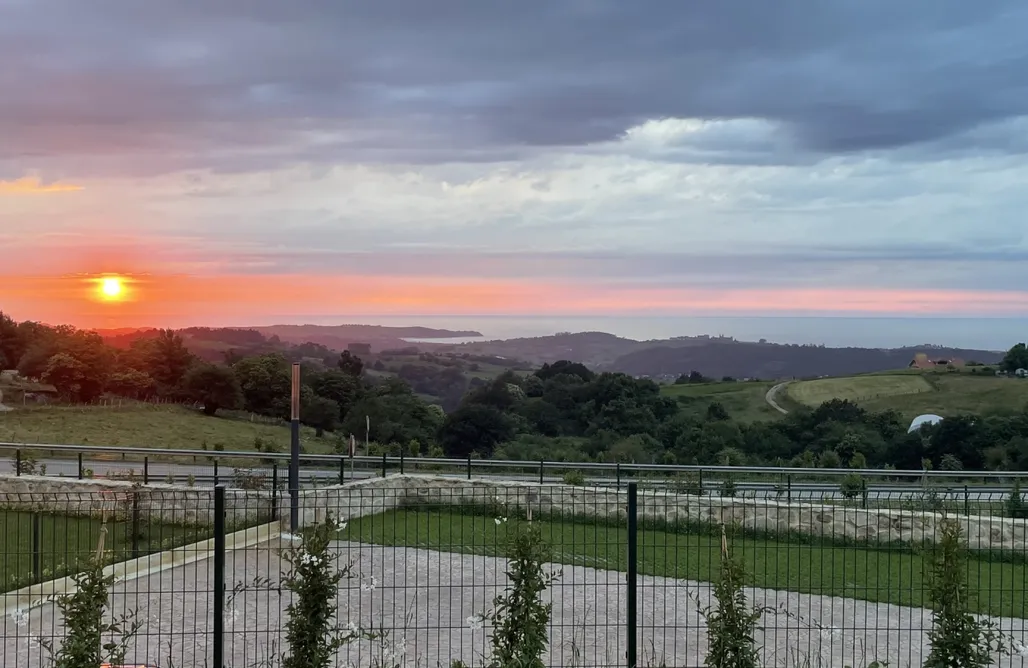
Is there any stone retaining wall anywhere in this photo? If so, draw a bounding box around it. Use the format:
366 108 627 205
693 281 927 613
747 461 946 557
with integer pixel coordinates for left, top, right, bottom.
4 473 1025 552
0 474 272 526
306 475 1028 552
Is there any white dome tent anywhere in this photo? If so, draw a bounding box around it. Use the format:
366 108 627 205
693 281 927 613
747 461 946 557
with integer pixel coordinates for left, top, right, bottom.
908 414 944 433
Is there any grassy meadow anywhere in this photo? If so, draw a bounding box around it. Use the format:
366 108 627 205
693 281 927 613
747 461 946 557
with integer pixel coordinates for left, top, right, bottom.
341 508 1028 618
0 403 328 453
660 380 782 423
787 373 1028 419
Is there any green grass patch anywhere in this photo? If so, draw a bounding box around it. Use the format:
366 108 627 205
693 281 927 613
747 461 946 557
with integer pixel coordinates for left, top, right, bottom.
661 381 781 423
1 510 212 591
340 509 1028 618
0 404 331 455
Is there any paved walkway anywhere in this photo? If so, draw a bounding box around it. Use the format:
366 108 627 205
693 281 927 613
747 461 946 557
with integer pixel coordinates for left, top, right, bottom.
5 539 1028 667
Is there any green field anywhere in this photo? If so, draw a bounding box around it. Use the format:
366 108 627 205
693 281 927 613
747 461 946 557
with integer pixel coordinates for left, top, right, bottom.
0 404 327 453
787 375 934 407
787 373 1028 418
341 509 1027 618
661 381 781 423
1 510 210 591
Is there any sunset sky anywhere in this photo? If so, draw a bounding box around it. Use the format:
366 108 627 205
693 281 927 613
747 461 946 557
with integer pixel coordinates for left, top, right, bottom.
3 1 1028 329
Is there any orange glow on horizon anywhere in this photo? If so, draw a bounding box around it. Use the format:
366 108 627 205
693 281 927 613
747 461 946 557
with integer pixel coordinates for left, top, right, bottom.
3 272 1028 328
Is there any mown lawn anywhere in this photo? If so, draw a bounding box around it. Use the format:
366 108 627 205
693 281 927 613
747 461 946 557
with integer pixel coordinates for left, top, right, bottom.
340 509 1028 618
0 510 211 591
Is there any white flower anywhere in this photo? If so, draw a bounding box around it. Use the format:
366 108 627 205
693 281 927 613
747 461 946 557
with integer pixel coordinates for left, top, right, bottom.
360 575 378 591
818 625 840 639
9 608 28 628
466 614 485 631
494 517 507 525
299 552 323 567
346 620 361 635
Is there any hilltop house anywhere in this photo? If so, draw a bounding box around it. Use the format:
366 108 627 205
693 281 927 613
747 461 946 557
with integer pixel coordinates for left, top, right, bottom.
909 353 964 370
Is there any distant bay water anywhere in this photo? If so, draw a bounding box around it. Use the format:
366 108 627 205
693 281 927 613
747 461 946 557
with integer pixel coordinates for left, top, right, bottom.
354 315 1028 351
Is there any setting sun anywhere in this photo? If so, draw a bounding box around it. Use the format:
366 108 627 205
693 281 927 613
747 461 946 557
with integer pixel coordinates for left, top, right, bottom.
99 276 124 299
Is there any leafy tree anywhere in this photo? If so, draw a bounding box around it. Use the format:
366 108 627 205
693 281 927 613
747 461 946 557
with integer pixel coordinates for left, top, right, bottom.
106 369 155 400
304 395 341 437
42 353 89 401
534 360 594 383
438 403 516 458
337 350 364 377
340 389 442 451
233 353 292 416
0 311 27 369
183 363 243 416
1000 342 1028 372
308 370 363 419
143 329 195 390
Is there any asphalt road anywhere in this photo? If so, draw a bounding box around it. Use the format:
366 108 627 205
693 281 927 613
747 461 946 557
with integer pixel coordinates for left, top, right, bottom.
0 456 1021 503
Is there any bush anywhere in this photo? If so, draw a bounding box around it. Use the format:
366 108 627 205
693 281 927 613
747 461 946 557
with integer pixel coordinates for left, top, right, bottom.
1005 481 1027 519
281 514 373 668
233 468 267 490
562 470 586 486
694 528 763 668
839 474 868 501
924 518 1008 666
486 521 560 668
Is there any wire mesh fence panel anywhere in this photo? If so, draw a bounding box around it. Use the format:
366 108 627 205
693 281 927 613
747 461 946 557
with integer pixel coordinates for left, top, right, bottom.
2 468 1028 668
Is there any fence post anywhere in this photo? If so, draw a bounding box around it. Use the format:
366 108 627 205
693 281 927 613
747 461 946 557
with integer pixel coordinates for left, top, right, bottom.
32 512 42 583
77 453 83 480
467 454 472 480
339 458 346 485
627 482 638 668
213 485 226 668
131 493 141 558
539 460 545 484
143 457 149 485
616 462 621 491
214 460 219 487
698 468 704 496
964 485 970 516
15 449 21 476
381 452 387 478
272 464 279 520
400 450 405 475
787 473 792 503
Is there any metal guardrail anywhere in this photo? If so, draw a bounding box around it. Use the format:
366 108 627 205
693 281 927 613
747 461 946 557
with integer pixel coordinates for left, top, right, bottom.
2 440 1028 484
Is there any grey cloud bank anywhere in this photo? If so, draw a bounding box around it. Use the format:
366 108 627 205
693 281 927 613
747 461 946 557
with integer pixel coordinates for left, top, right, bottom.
3 0 1028 304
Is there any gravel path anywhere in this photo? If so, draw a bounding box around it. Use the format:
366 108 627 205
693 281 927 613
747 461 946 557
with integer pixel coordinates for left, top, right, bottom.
5 538 1028 668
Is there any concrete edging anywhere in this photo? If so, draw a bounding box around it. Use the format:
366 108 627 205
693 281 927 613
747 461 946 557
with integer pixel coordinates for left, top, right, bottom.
1 521 280 616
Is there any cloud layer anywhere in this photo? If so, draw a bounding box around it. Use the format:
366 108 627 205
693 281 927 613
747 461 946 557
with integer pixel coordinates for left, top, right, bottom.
3 1 1028 324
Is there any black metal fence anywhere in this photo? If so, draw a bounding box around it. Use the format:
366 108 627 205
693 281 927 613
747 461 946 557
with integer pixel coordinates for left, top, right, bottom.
3 474 1028 667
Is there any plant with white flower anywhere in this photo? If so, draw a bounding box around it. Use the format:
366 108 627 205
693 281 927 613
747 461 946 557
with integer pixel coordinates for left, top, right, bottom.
465 614 485 631
360 575 379 592
281 512 377 668
9 607 29 628
494 517 508 525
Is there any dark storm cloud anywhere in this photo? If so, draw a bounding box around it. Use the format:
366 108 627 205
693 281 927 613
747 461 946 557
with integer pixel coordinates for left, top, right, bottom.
3 0 1027 173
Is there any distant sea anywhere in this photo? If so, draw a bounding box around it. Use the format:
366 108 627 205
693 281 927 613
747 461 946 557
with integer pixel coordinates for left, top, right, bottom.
319 315 1027 351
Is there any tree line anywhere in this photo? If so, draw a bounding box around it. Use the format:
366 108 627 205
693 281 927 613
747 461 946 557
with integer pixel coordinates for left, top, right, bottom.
4 312 1027 470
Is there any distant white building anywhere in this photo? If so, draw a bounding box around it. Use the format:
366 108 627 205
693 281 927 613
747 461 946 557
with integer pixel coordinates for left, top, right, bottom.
908 414 944 433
